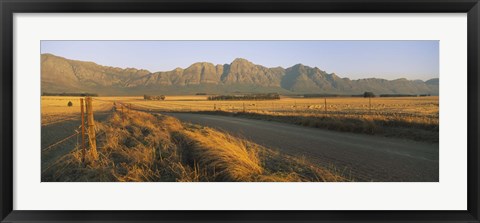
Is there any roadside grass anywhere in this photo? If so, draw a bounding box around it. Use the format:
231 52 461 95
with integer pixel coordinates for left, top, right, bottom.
42 109 346 182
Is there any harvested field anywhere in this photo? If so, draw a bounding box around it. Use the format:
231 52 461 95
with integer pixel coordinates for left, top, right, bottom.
98 95 439 142
41 96 114 126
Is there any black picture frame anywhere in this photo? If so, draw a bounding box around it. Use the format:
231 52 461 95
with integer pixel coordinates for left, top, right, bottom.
1 0 479 222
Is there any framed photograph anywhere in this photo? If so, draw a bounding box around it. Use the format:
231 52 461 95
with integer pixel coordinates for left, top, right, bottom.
1 0 479 222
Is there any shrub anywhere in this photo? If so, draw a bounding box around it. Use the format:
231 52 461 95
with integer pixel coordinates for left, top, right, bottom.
67 101 73 107
363 92 375 98
144 95 166 101
208 93 280 101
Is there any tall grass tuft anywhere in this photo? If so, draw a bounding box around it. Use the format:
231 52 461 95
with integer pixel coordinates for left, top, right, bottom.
176 128 263 181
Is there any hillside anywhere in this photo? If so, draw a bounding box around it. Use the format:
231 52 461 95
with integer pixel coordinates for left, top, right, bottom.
41 53 439 95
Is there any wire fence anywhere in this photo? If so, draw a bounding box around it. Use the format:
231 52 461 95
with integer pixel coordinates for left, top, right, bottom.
41 97 112 159
41 129 81 152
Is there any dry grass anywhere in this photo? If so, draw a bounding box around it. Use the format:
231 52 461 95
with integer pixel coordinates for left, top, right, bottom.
199 110 438 142
176 127 263 181
105 95 438 116
42 109 345 182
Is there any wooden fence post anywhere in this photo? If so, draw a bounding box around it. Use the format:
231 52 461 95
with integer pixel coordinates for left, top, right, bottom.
324 98 327 113
121 105 125 123
86 97 98 160
243 102 245 113
369 97 372 113
85 98 89 116
80 98 86 163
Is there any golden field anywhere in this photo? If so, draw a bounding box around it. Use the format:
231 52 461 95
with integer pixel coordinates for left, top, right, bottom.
41 96 114 126
42 95 438 117
42 95 439 141
86 95 438 117
42 95 439 140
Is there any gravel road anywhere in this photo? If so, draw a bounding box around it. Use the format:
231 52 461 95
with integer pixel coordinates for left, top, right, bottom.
166 112 439 182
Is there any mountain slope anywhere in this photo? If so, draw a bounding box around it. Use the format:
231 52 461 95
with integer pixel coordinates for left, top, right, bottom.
41 53 439 95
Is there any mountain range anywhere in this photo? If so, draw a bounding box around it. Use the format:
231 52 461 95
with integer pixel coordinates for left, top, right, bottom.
41 53 439 96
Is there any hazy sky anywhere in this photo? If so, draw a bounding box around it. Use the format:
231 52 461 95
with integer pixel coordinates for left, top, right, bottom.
41 40 439 81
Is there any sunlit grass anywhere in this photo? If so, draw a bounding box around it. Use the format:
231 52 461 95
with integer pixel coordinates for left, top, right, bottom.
42 109 346 182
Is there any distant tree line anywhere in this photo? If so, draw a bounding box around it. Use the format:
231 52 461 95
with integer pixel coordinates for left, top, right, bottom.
304 92 432 98
208 93 280 101
303 93 372 98
379 94 431 97
42 92 98 97
144 95 166 100
304 94 361 98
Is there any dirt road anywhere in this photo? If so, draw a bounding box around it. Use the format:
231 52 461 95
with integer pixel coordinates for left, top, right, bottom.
166 113 439 182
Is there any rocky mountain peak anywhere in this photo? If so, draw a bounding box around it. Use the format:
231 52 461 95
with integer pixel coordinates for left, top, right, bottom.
231 58 252 64
41 53 439 96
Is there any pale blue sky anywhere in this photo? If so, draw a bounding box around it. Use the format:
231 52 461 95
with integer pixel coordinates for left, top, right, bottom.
41 40 439 81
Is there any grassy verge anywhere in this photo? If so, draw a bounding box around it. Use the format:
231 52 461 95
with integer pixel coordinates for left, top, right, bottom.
42 110 346 182
189 111 439 143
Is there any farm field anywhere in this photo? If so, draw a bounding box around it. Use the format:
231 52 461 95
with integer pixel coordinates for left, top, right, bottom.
101 95 439 142
42 95 439 126
118 95 438 117
41 96 114 126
